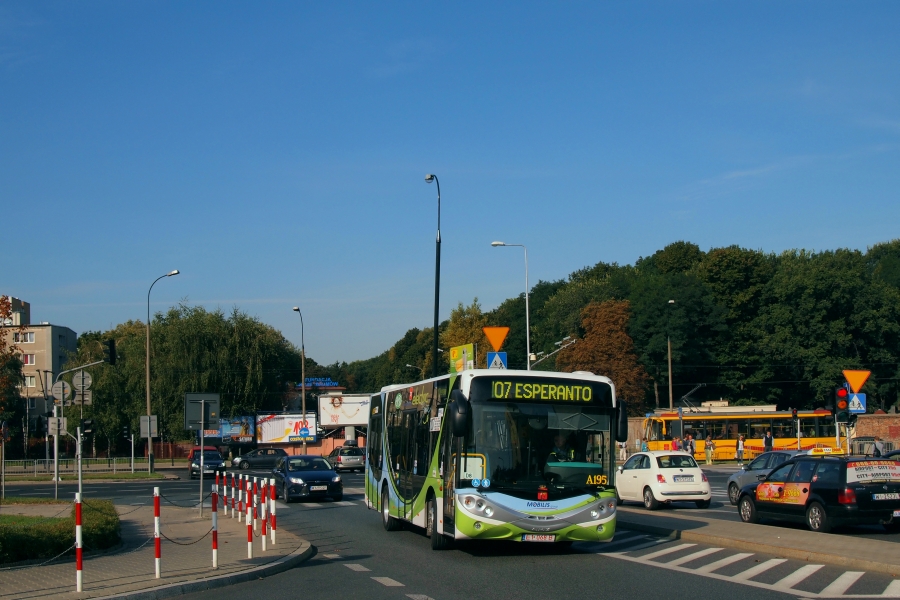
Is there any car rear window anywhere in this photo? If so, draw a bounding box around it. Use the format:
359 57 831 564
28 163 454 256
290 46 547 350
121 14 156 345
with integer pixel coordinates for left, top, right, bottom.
341 448 363 456
656 455 698 469
847 460 900 483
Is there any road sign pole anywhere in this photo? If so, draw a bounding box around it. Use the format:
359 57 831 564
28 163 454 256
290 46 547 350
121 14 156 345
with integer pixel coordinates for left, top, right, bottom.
53 405 59 499
131 435 135 474
77 426 83 498
199 396 205 518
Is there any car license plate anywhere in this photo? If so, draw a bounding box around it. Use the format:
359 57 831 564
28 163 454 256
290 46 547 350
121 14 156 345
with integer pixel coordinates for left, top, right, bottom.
894 509 900 517
872 493 900 500
521 534 555 542
674 475 694 482
310 485 328 491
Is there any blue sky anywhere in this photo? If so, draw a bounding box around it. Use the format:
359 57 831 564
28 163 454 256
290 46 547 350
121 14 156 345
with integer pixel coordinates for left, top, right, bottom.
3 2 899 365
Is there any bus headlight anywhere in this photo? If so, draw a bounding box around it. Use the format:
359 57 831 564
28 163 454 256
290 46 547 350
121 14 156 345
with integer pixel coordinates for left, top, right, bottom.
476 500 485 511
463 496 476 509
590 509 600 519
484 506 494 517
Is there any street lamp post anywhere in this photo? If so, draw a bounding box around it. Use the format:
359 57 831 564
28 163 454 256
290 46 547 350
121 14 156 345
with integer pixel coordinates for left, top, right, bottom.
667 299 675 409
292 307 307 453
146 270 179 473
425 174 441 378
492 242 530 370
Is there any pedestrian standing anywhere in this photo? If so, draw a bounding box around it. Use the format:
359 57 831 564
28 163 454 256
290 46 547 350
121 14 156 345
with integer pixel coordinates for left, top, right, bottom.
705 434 715 465
618 441 627 462
764 430 774 452
873 437 884 457
641 437 649 452
736 435 745 466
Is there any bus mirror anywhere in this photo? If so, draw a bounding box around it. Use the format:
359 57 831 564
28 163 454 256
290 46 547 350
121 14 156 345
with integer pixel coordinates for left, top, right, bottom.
616 400 628 443
449 390 470 437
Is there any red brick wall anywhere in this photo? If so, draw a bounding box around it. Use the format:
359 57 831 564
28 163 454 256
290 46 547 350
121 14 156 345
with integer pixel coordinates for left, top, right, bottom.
855 414 900 442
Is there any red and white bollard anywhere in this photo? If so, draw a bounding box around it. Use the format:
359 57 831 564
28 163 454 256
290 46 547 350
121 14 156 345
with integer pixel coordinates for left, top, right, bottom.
269 477 276 545
154 486 161 578
252 477 259 533
238 475 244 522
261 490 267 552
211 484 219 569
75 493 83 592
230 473 236 518
246 482 253 559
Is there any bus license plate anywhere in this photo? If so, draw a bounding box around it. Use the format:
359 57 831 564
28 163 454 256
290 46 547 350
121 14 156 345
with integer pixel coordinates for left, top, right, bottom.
872 493 900 500
310 485 328 491
522 534 555 542
674 475 694 482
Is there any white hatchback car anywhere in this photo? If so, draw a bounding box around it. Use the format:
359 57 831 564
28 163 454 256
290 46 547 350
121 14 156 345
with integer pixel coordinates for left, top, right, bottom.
615 451 712 510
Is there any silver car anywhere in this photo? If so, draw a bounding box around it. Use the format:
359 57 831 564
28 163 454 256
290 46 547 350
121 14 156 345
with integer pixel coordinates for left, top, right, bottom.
726 450 802 504
327 446 365 473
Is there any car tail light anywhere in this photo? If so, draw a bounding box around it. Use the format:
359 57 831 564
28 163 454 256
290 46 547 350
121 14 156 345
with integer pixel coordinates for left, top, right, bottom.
838 487 857 505
538 485 548 501
701 472 709 483
336 456 342 462
657 474 667 484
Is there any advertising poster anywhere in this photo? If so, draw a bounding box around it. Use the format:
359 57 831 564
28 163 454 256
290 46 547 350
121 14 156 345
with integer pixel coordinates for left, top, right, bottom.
256 413 318 443
220 416 255 444
449 344 474 374
319 394 371 427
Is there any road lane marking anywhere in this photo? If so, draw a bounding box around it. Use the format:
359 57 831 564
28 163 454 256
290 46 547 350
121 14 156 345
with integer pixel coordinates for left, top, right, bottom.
665 547 724 566
344 564 371 572
595 535 649 551
882 579 900 596
406 595 435 600
695 552 753 573
335 501 356 506
617 539 667 552
771 564 823 590
637 543 696 561
732 558 788 581
323 553 341 559
303 502 322 507
818 571 864 596
372 577 404 587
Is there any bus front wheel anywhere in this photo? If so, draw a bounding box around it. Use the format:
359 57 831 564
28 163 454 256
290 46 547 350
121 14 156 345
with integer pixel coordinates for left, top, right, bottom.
382 486 402 531
428 496 452 550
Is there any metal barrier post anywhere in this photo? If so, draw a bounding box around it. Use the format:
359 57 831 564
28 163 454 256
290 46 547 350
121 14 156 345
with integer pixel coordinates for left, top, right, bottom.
246 481 253 559
238 474 244 522
75 493 83 592
154 487 161 578
269 477 276 545
230 473 236 518
211 484 218 569
252 477 258 533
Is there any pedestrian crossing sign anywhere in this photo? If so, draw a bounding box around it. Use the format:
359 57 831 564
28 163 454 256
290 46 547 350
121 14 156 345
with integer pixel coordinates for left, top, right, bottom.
848 393 866 414
487 352 507 370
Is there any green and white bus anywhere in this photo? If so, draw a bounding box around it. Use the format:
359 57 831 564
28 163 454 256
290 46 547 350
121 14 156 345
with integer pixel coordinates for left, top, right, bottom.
365 369 628 549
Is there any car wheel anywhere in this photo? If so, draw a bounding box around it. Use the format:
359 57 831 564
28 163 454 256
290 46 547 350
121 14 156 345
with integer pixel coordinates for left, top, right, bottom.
695 499 711 509
333 494 344 502
806 502 831 533
382 486 402 531
428 496 452 550
728 483 740 506
240 461 249 470
738 495 758 524
643 487 659 510
282 483 292 504
615 490 623 506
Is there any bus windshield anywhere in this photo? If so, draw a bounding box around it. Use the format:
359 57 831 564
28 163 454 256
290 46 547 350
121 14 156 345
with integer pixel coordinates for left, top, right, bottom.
463 401 612 500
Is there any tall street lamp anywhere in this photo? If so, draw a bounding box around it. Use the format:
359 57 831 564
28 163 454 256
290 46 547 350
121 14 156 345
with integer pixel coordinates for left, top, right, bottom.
146 270 179 472
292 307 307 453
425 174 441 377
667 299 675 409
491 241 530 370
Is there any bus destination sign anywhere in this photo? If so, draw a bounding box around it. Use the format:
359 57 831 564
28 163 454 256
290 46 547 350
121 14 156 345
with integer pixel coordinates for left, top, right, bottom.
471 376 611 405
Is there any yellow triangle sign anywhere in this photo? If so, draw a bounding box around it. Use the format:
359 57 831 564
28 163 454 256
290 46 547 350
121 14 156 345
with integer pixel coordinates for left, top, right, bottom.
482 326 510 352
843 369 871 394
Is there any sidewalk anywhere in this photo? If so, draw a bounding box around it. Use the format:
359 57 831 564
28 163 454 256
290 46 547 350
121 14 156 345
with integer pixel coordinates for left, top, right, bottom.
617 506 900 577
0 498 311 599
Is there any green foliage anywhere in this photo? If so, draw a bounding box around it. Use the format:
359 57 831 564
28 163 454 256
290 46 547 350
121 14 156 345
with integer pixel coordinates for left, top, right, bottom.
0 499 120 563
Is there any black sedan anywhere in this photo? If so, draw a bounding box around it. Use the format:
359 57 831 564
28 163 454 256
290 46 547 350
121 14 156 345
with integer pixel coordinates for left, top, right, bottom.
273 455 343 503
190 451 227 479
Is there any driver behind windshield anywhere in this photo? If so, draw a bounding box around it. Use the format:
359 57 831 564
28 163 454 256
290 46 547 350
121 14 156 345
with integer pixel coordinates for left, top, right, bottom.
548 434 574 462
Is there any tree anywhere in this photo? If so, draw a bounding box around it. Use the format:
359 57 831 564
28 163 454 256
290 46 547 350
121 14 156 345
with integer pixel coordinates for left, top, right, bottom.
441 299 490 369
557 300 649 416
0 296 25 419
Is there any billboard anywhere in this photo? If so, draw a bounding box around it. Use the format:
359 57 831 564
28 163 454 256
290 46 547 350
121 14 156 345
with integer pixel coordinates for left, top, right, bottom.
449 344 475 374
256 413 317 444
220 416 255 444
319 394 371 427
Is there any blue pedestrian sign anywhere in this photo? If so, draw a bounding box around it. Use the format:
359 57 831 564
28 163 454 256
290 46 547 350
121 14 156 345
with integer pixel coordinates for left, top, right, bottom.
848 393 866 414
487 352 507 370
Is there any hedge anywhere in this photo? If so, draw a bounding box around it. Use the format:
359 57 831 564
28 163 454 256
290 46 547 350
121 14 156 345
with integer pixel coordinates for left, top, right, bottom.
0 498 121 564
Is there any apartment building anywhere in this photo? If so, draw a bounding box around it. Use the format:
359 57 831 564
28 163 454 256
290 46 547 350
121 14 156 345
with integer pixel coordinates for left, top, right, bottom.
1 296 78 417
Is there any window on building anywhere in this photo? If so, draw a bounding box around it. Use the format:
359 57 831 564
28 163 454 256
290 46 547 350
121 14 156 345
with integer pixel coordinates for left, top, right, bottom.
14 332 35 343
28 397 37 410
23 375 36 387
22 354 36 365
59 334 66 345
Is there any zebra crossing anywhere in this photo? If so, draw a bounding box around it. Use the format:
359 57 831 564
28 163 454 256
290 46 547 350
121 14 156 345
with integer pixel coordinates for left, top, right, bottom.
587 530 900 598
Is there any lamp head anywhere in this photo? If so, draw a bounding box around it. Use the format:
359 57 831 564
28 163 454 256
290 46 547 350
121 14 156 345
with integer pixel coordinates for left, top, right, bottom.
292 307 300 312
168 270 180 276
425 174 435 183
668 299 675 304
491 241 505 247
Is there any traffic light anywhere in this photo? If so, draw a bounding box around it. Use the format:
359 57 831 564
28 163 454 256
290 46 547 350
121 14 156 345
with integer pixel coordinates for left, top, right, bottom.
104 339 116 366
122 424 130 439
835 387 850 423
792 408 798 420
81 419 94 435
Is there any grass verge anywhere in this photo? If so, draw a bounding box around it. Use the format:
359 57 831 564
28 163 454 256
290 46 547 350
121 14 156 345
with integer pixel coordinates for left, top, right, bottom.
5 472 167 482
0 498 120 563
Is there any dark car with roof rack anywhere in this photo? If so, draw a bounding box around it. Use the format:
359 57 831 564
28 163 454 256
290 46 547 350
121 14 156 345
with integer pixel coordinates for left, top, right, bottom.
736 449 900 533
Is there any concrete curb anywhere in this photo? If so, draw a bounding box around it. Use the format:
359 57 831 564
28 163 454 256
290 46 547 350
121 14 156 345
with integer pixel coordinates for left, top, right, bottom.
617 516 900 577
93 541 314 600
